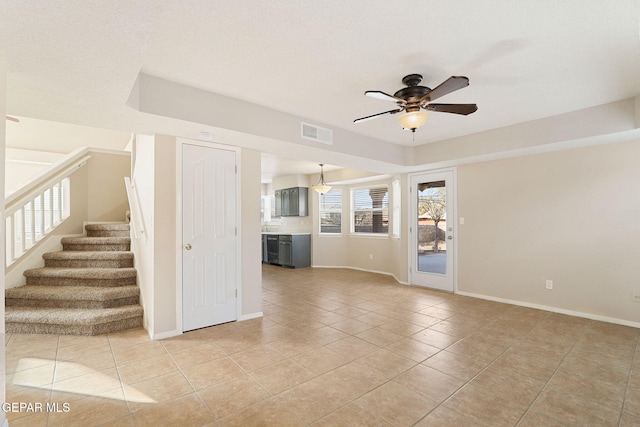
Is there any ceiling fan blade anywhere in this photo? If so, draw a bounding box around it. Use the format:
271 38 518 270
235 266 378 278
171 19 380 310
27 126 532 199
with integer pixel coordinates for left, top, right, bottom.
5 115 19 123
365 91 406 104
420 76 470 103
354 108 403 123
426 103 478 115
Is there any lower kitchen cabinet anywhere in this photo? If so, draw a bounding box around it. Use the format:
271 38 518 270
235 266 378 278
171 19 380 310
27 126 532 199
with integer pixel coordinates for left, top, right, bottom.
279 234 311 268
262 233 310 268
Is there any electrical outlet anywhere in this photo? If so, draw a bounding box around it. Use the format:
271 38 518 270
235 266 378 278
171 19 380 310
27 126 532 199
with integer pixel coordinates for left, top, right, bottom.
632 291 640 303
545 280 553 290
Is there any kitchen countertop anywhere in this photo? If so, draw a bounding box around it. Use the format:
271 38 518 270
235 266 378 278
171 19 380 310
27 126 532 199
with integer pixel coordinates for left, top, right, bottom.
261 232 311 235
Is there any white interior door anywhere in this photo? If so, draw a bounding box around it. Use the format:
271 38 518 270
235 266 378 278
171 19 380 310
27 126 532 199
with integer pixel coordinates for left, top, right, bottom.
182 144 237 331
410 170 456 292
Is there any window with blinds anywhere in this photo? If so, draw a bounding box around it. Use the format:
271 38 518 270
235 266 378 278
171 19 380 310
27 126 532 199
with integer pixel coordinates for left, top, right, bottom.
351 186 389 235
319 189 342 233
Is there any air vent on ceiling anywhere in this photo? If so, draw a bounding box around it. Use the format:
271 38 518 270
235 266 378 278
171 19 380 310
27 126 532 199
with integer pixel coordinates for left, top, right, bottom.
301 122 333 145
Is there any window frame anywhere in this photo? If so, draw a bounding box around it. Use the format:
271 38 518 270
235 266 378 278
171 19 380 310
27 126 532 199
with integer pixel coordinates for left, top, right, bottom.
392 179 401 239
350 184 390 237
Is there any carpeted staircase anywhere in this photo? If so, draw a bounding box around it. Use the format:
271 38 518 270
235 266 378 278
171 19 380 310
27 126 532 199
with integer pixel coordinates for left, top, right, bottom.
5 223 143 335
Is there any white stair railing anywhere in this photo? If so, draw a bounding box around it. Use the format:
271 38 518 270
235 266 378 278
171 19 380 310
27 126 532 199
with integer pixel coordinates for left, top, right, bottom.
4 148 91 267
124 177 146 238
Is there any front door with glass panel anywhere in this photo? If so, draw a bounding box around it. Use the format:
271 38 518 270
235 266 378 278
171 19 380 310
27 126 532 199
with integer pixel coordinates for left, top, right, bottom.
410 170 455 291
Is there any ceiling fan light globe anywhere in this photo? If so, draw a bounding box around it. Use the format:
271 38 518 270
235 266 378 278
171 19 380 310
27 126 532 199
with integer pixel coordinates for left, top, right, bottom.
397 111 428 131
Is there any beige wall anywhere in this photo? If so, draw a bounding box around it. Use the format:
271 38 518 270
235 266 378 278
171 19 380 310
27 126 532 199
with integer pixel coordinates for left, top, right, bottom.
1 61 7 423
130 134 156 335
153 135 178 334
5 148 65 196
134 136 263 338
5 150 131 288
457 140 640 324
55 150 131 236
311 176 409 283
87 152 131 222
130 134 179 338
6 117 131 154
240 148 263 317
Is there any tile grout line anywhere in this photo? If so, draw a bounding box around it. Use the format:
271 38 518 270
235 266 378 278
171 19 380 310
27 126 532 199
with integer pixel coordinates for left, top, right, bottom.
411 310 555 426
108 331 135 423
44 334 61 427
156 338 217 423
513 322 591 426
618 333 640 427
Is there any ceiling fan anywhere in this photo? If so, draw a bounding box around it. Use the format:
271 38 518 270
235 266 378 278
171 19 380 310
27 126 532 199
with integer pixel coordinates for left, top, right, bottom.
354 74 477 133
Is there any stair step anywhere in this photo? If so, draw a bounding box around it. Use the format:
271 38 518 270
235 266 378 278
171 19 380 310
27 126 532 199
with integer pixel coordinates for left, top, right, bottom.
6 285 139 309
43 251 133 268
5 305 143 336
7 222 143 336
85 223 131 238
61 237 131 251
24 267 137 287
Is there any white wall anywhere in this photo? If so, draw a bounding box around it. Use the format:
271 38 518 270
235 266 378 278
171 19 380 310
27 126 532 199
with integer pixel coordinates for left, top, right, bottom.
457 140 640 325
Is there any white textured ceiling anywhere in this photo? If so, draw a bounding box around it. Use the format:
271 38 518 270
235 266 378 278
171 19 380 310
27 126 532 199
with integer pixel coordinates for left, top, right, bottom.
3 1 640 175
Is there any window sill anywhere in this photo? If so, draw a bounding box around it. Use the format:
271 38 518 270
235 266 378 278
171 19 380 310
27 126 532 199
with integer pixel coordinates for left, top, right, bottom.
349 233 389 239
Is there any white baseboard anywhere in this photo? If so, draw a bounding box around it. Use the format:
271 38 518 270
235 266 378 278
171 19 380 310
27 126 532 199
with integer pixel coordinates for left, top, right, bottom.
239 312 264 321
310 265 409 285
150 314 265 339
151 329 182 341
456 290 640 329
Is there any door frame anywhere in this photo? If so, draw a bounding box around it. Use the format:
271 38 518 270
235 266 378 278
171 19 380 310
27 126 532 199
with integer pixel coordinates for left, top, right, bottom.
408 168 458 293
175 137 242 334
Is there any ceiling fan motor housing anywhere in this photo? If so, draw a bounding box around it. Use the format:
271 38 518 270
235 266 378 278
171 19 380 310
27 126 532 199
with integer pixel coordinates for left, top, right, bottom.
394 74 431 112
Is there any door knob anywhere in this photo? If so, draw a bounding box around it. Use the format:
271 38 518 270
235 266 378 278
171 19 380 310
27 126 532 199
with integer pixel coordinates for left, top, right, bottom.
185 243 192 250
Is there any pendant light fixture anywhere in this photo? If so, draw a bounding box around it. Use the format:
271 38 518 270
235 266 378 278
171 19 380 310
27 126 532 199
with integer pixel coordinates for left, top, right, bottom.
312 164 332 195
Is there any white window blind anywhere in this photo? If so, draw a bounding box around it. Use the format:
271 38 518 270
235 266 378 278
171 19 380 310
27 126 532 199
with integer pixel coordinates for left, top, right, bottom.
319 189 342 233
351 186 389 234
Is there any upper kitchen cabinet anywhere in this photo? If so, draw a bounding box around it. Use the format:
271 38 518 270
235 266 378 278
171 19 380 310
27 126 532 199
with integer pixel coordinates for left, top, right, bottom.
274 187 308 217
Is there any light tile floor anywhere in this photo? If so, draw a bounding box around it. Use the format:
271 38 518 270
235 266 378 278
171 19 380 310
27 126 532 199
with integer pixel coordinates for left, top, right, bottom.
4 265 640 426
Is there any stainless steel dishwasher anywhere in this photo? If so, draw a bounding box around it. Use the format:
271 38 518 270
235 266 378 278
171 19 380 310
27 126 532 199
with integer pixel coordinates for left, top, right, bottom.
266 235 279 264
